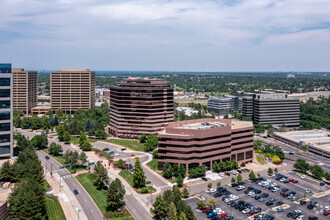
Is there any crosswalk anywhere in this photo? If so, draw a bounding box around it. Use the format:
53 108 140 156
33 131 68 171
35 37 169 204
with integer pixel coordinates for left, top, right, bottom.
61 174 72 179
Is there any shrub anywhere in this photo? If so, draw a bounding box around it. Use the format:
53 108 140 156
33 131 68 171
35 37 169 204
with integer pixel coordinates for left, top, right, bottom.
141 187 149 193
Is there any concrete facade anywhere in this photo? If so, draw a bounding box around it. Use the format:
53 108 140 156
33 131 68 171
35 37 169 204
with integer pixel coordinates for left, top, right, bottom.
12 68 37 114
208 96 242 116
0 64 13 158
50 69 95 113
158 119 254 173
106 78 174 138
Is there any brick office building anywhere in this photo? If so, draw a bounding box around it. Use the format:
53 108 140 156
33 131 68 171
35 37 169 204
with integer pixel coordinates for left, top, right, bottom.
106 78 173 138
158 119 253 174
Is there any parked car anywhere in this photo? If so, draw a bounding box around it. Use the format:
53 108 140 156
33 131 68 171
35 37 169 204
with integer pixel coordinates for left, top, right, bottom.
202 177 208 181
300 200 307 205
73 189 79 195
301 175 306 179
145 181 151 185
306 189 312 193
277 208 284 213
323 211 330 216
266 201 274 206
276 201 283 206
308 216 318 220
121 148 127 151
45 155 50 160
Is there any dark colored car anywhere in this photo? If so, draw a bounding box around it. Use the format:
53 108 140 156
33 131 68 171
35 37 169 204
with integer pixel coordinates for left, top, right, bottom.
276 201 283 206
287 213 293 218
308 216 318 220
121 148 127 151
45 155 50 160
255 195 261 200
300 200 307 205
202 177 208 181
103 148 110 152
232 183 239 187
145 181 151 185
266 201 274 206
73 189 78 195
262 193 269 198
308 200 318 209
237 170 242 173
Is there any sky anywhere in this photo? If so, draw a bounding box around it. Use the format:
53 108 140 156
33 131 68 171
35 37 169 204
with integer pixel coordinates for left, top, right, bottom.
0 0 330 72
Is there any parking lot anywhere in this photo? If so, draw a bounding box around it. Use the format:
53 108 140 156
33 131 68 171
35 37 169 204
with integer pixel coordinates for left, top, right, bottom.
187 171 329 220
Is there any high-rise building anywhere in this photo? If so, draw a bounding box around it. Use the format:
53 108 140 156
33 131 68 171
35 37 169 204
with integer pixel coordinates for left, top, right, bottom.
242 93 300 128
0 64 13 158
207 96 242 116
50 69 95 113
12 68 38 114
158 119 254 173
252 93 300 127
106 78 174 138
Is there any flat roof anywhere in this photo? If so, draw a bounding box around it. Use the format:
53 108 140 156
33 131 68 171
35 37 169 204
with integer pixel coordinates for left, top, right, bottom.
275 130 330 152
178 121 227 130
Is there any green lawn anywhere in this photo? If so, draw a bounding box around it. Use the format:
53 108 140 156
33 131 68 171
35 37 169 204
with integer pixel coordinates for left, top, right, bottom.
147 159 158 171
70 136 98 145
76 173 133 219
106 139 145 151
42 149 87 173
119 169 134 187
45 195 66 220
256 155 267 165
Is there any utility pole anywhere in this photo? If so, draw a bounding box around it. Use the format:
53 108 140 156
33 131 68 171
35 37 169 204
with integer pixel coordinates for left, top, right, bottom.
51 163 53 177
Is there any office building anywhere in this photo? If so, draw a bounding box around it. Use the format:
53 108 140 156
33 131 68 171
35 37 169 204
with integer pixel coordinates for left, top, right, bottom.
12 68 38 114
253 93 299 127
207 96 242 116
158 119 254 173
106 78 174 138
50 69 95 113
242 96 253 118
0 64 13 158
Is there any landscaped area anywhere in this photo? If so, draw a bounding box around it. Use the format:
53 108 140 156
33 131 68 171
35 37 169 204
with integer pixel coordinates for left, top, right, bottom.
45 195 66 220
70 136 98 145
76 173 133 219
43 149 87 173
105 139 145 151
146 159 158 171
256 154 267 165
119 169 156 194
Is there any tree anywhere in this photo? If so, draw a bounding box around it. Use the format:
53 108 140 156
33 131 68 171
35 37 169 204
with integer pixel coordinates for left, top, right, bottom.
268 168 273 176
140 134 147 143
49 142 63 156
144 135 158 151
79 152 87 164
68 119 84 135
162 162 172 179
8 179 47 219
172 185 181 201
231 177 236 183
274 167 278 173
241 162 246 167
133 157 146 188
21 116 30 129
31 115 40 130
207 199 217 207
274 147 285 160
177 175 184 187
106 178 125 211
153 195 166 220
95 130 107 139
31 134 48 150
272 155 282 164
0 160 16 182
94 161 109 189
301 145 308 152
42 116 50 130
249 170 256 179
178 165 186 177
84 119 95 132
293 159 310 172
254 123 265 134
224 114 229 119
253 140 262 150
63 131 70 143
310 165 324 178
57 108 64 117
56 124 65 141
237 174 242 182
182 188 189 198
207 183 212 189
178 212 188 220
257 173 260 177
14 115 22 128
117 159 126 169
79 131 87 146
196 201 206 210
80 140 92 151
217 182 221 187
168 202 177 220
231 160 239 169
152 150 158 159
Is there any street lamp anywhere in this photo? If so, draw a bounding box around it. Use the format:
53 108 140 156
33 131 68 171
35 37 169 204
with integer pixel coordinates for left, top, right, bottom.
75 208 80 220
50 163 53 177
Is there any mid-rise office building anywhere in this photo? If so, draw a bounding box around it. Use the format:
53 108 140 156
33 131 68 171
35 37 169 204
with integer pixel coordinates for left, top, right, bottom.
12 68 37 114
158 119 254 173
253 93 300 127
208 96 242 116
50 69 95 113
0 64 13 158
106 78 174 138
242 96 253 118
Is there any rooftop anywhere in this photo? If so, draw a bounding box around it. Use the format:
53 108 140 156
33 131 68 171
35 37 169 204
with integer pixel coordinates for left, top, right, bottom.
179 121 227 130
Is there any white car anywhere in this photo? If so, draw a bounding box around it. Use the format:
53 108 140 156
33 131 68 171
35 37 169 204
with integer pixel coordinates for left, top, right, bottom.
294 210 302 213
113 153 119 157
209 189 216 193
296 215 304 220
290 171 296 175
219 173 225 177
214 208 223 214
271 187 280 192
242 208 250 214
305 189 312 193
271 183 278 187
324 206 330 211
300 175 306 179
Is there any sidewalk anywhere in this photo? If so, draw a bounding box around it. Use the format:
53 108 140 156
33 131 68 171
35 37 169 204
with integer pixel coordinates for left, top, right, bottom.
45 172 87 220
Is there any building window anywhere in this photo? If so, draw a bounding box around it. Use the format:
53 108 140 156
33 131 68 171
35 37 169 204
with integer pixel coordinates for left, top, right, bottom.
246 151 253 159
0 112 10 120
237 152 244 161
0 134 10 143
0 100 10 109
0 78 10 86
0 123 10 132
0 89 10 98
0 145 10 155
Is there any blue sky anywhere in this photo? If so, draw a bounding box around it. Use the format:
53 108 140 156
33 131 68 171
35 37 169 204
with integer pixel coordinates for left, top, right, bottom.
0 0 330 71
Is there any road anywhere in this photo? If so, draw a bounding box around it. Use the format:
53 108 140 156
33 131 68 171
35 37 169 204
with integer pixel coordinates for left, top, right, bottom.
15 129 104 220
256 136 330 173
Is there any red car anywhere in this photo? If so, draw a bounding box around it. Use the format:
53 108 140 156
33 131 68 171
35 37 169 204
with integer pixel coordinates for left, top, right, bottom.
289 179 294 182
247 211 255 216
221 213 228 218
202 207 210 213
292 180 298 183
324 211 330 216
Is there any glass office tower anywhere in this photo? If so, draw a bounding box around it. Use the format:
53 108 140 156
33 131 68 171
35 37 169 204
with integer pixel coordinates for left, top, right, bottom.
0 64 13 158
